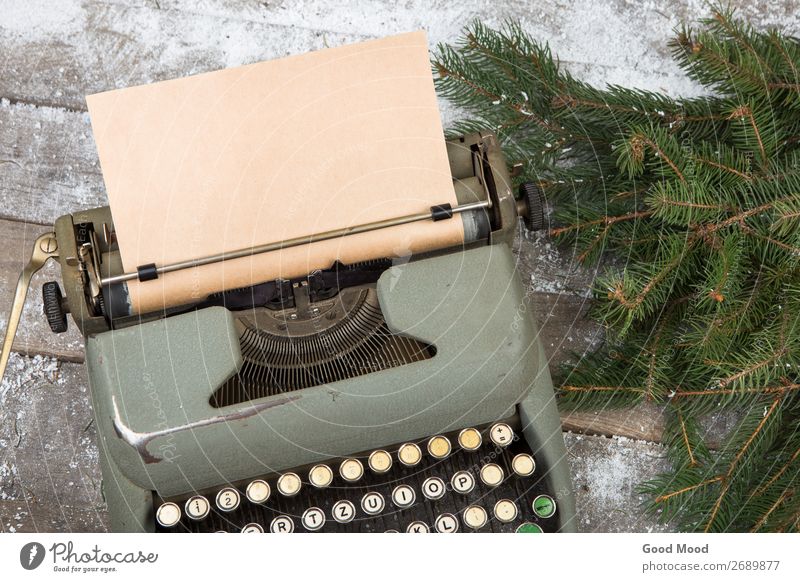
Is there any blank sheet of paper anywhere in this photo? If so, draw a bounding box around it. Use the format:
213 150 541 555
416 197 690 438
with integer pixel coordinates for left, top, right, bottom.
86 31 461 314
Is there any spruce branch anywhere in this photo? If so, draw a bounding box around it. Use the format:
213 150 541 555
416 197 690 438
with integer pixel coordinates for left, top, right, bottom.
435 6 800 532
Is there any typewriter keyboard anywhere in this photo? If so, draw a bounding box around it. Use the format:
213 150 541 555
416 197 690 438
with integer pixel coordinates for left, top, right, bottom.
154 421 560 533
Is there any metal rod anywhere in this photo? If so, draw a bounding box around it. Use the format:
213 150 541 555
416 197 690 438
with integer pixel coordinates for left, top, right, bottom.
101 200 490 286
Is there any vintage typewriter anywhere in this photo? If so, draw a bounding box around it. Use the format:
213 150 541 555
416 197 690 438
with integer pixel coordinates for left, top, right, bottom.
0 131 575 533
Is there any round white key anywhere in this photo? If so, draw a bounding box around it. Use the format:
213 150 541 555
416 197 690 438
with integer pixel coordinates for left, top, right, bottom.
511 453 536 477
385 529 399 533
215 487 240 512
391 484 416 509
156 502 181 528
361 492 385 515
406 521 429 533
457 427 482 451
451 470 476 494
246 479 271 504
301 507 326 531
309 464 334 489
185 495 210 521
427 435 451 459
241 522 264 533
434 513 459 533
397 443 422 466
489 422 514 447
421 476 446 500
270 515 294 533
463 505 488 530
332 500 356 524
368 450 393 474
493 499 518 523
277 472 302 497
339 458 364 482
480 463 504 487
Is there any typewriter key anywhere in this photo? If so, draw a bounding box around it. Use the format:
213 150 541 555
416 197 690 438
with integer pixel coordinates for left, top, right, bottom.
309 464 334 488
489 423 514 447
532 494 557 519
457 428 482 451
216 487 241 512
421 476 446 500
361 492 385 516
339 458 364 482
155 502 181 528
332 500 356 524
368 450 393 474
277 472 302 497
479 463 504 487
463 505 488 530
493 499 518 523
511 453 536 477
241 523 264 533
397 443 422 467
301 507 326 531
406 521 429 533
246 479 271 504
516 522 544 533
451 470 476 494
185 495 210 521
427 435 451 459
391 484 416 509
434 513 459 533
270 515 295 533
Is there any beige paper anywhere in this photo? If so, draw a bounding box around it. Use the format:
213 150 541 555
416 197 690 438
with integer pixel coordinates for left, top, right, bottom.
86 31 461 314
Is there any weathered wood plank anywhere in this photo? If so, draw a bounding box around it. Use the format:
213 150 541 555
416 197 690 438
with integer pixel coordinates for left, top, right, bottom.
564 432 674 532
0 1 364 112
0 218 85 361
0 359 103 525
8 0 795 117
0 99 105 225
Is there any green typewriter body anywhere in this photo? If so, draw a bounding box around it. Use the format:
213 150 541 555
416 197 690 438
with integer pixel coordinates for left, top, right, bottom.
2 132 576 533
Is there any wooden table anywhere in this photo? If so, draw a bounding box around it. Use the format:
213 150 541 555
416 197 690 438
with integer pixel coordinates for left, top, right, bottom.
0 0 793 532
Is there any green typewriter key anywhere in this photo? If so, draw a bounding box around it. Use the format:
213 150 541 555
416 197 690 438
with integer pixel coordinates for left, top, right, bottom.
493 499 518 523
270 515 294 533
463 505 488 530
215 487 240 512
241 523 264 533
511 453 536 477
339 458 364 483
451 470 476 494
489 423 514 447
368 450 393 474
434 513 459 533
301 507 326 532
361 492 385 516
427 435 451 459
457 428 482 451
391 484 416 509
185 495 210 521
245 479 271 504
309 464 334 488
277 472 302 497
155 502 181 528
516 523 543 533
532 495 557 519
479 463 504 487
397 443 422 467
406 521 429 533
